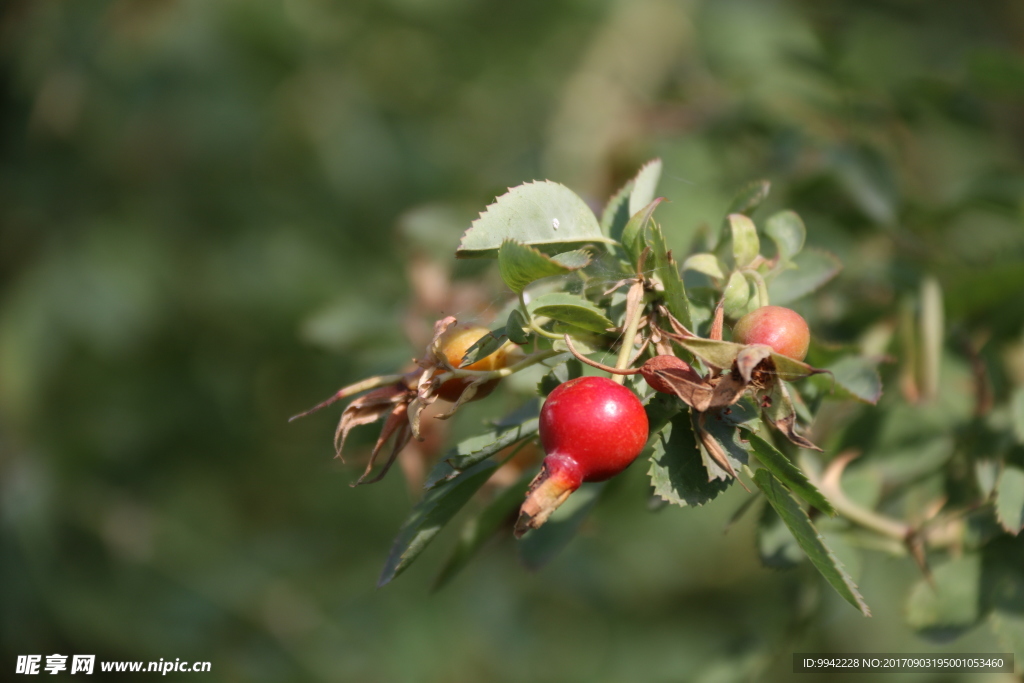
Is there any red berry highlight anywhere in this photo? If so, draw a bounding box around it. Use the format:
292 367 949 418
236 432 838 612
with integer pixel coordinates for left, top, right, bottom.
515 376 648 535
731 305 810 361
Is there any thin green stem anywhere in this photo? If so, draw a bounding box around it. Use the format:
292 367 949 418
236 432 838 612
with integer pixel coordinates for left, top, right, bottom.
437 348 563 382
743 269 770 308
613 283 646 383
518 290 562 340
802 453 910 541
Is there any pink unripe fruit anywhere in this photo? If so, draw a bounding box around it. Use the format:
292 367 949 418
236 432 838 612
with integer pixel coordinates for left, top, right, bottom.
731 305 810 361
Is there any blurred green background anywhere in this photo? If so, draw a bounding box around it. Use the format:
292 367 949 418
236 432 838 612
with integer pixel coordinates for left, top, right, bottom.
3 0 1024 681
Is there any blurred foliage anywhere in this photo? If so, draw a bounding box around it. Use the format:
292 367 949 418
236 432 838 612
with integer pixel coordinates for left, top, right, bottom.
2 0 1024 681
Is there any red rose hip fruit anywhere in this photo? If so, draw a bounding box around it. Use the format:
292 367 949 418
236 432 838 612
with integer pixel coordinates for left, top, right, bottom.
731 305 810 361
515 376 648 536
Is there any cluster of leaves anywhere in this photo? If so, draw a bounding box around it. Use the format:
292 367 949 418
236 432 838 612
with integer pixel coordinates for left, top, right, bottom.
307 157 1024 652
333 160 882 614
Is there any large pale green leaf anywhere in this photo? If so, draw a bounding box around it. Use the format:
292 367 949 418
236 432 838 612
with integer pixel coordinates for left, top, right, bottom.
906 554 982 637
682 253 726 280
497 240 581 293
728 213 759 269
1012 387 1024 444
518 482 606 570
817 356 883 404
726 179 771 216
649 411 731 506
754 469 871 615
765 210 806 264
723 270 752 319
995 464 1024 535
647 221 692 329
629 158 663 216
620 197 665 267
767 248 842 305
601 180 634 240
748 433 835 515
424 418 539 489
529 292 613 334
434 472 532 589
457 181 614 258
379 460 497 586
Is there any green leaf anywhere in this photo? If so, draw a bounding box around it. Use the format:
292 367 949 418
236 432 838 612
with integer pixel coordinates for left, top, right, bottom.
767 248 842 305
620 197 665 267
434 472 533 590
460 327 508 367
518 482 606 570
457 181 614 258
505 309 530 344
600 179 634 241
529 292 613 334
758 504 804 569
990 612 1024 663
649 411 731 506
728 214 760 269
674 337 745 369
817 356 883 404
1012 387 1024 444
629 158 663 216
723 270 752 320
682 253 726 280
538 357 584 396
424 419 539 489
765 210 806 264
550 249 593 270
726 179 771 216
754 469 871 616
995 464 1024 535
748 433 835 515
497 240 578 293
647 221 692 329
906 554 982 637
379 460 497 586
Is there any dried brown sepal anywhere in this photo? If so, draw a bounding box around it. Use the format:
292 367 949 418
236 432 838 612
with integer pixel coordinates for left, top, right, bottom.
706 368 749 410
640 356 702 394
694 411 739 481
760 380 822 452
735 344 774 383
434 379 484 419
650 365 714 410
658 305 698 339
352 403 413 486
709 298 725 342
332 383 410 460
422 315 459 370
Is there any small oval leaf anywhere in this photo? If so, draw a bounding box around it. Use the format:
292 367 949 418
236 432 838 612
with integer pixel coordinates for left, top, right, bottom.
727 179 771 216
682 253 726 279
767 248 842 305
530 292 613 334
728 213 760 270
765 210 806 264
